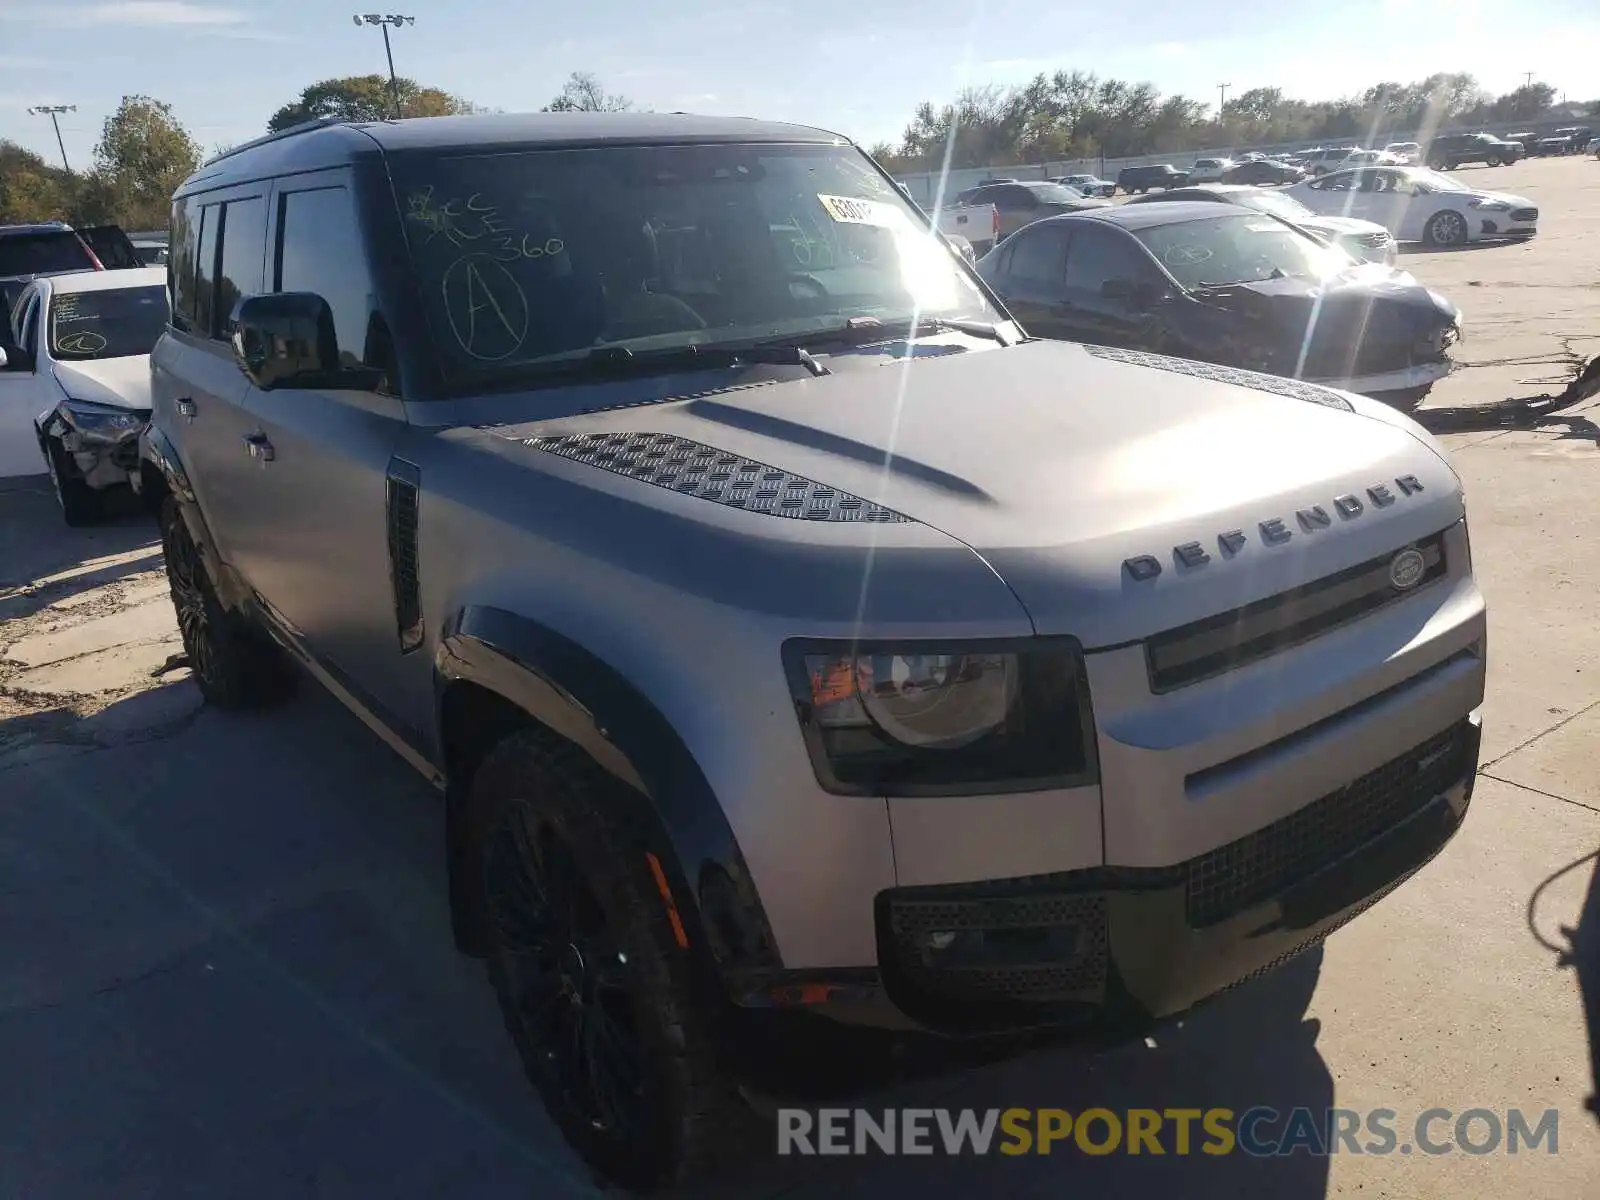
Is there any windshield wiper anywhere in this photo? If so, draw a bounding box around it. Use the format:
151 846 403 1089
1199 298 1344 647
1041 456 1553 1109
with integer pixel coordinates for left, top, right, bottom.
582 342 830 378
765 314 1009 349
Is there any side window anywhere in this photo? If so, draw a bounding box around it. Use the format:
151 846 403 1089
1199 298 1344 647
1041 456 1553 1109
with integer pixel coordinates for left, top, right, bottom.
169 197 200 331
1063 228 1155 298
194 203 221 337
216 196 267 337
1005 225 1070 286
275 185 377 368
998 185 1037 210
1312 172 1357 193
15 292 40 355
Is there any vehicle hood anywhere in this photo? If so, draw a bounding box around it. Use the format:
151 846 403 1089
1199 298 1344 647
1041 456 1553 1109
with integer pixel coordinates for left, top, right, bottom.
1453 188 1534 207
1296 214 1390 238
51 357 152 411
480 339 1462 647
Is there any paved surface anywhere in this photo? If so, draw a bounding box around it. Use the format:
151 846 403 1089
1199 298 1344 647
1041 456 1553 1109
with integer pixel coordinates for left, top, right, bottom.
1 155 1597 1198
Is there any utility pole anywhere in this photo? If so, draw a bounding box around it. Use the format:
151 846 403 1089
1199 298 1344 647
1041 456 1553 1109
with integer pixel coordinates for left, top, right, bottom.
1523 72 1533 89
352 14 415 119
26 104 75 171
1217 83 1231 118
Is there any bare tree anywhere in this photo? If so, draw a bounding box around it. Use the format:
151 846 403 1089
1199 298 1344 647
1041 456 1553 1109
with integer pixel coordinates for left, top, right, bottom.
543 72 632 113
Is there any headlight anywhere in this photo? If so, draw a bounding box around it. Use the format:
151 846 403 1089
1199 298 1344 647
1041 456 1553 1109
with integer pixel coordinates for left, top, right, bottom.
784 638 1096 795
61 400 145 437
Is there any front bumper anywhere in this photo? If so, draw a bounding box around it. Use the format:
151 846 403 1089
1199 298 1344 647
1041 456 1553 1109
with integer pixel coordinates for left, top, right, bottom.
37 408 149 490
737 714 1480 1036
1312 357 1451 397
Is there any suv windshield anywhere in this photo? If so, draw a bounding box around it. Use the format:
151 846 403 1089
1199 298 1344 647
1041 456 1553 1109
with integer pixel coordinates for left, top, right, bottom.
48 285 169 361
0 230 96 279
388 142 998 382
1133 213 1352 289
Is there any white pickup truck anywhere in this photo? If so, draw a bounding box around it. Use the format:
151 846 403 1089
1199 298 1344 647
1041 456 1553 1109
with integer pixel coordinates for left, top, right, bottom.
933 198 1001 258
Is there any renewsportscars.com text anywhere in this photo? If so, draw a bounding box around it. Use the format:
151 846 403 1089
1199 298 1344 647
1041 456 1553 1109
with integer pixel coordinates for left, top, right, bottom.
777 1107 1561 1158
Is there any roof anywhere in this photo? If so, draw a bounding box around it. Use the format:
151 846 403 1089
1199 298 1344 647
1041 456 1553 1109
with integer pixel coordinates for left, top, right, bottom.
352 111 846 153
0 222 73 238
41 267 167 296
1042 201 1262 231
184 111 851 193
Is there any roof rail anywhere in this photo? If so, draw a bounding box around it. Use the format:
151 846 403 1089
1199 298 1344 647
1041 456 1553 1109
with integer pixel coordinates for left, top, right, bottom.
199 116 353 168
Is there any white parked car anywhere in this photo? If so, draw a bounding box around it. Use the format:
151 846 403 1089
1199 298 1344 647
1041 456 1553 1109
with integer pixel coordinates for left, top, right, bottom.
1303 146 1363 175
1052 173 1116 197
1286 165 1538 247
1122 184 1398 265
1338 150 1404 169
0 267 168 522
1383 142 1421 165
1189 157 1233 183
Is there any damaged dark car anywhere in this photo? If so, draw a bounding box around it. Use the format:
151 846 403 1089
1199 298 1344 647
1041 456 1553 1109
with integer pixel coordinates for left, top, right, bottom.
975 202 1461 411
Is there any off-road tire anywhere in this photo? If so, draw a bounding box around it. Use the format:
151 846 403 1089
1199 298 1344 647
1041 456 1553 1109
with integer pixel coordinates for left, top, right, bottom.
159 495 295 709
467 731 754 1191
45 437 103 527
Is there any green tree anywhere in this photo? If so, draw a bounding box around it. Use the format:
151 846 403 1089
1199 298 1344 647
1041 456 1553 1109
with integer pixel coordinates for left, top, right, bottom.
0 141 73 224
267 75 477 132
543 71 633 112
84 95 201 231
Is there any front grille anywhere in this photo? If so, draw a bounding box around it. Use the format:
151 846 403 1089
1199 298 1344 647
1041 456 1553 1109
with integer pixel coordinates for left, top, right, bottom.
1511 207 1538 222
1357 231 1392 248
1146 531 1447 693
1187 720 1468 926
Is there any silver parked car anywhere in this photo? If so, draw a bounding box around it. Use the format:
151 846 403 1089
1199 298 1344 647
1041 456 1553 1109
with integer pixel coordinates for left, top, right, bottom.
144 112 1487 1191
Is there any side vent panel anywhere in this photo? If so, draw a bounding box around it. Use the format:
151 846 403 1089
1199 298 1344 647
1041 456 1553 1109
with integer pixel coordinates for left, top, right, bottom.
385 458 424 653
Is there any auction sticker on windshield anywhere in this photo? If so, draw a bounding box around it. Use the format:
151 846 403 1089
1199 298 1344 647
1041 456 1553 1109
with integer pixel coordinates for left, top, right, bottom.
817 194 910 229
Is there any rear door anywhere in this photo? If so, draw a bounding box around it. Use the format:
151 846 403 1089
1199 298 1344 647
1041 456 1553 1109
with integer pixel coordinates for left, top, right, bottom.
75 225 144 271
151 186 272 567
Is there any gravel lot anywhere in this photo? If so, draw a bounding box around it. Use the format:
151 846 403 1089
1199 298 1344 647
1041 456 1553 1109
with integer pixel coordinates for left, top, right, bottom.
1 154 1596 1199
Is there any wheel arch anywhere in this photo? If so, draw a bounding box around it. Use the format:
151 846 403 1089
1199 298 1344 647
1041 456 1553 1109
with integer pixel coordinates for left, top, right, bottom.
434 605 783 993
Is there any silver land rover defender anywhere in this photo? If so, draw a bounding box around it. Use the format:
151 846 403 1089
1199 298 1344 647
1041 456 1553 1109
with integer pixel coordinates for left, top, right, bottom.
143 113 1486 1190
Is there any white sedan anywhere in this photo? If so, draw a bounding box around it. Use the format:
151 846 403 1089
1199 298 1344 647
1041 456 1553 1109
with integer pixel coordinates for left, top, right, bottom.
0 267 168 523
1285 165 1538 247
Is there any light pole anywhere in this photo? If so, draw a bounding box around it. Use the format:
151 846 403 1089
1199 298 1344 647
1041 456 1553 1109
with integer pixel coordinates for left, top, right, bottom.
1217 83 1231 117
352 14 415 119
26 104 75 171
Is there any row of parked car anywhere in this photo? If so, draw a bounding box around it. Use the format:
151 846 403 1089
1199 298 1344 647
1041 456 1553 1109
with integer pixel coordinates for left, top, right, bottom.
0 112 1491 1195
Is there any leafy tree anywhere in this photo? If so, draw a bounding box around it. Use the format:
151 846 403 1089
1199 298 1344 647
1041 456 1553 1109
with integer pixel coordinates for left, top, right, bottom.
84 95 202 231
0 141 74 224
267 74 477 132
543 71 633 113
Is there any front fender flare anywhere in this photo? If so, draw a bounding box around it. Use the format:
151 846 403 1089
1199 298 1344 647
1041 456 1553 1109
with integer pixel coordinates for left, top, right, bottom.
435 605 783 984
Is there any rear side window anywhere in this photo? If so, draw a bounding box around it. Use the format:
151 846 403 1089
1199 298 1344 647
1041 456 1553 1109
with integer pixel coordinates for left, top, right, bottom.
194 204 220 336
0 230 96 278
169 198 199 330
275 186 376 368
216 196 266 336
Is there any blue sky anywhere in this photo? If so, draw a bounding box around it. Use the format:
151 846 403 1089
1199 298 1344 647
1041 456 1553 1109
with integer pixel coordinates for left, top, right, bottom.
1 0 1595 169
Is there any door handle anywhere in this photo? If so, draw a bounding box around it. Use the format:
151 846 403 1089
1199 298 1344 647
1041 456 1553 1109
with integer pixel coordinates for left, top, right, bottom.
243 433 275 463
175 398 197 421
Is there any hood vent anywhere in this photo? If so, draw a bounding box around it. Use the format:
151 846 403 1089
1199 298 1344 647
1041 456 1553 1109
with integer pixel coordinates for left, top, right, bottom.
519 431 911 523
1082 345 1354 412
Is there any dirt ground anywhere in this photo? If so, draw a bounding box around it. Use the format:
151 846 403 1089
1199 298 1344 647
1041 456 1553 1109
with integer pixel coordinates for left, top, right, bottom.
0 153 1596 1199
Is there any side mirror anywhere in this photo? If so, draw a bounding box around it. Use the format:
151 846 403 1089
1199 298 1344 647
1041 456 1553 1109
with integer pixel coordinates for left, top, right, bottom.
230 292 337 390
230 292 383 391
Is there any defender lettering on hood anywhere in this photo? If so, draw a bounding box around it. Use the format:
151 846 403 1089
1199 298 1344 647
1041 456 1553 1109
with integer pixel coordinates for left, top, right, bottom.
1124 473 1426 580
